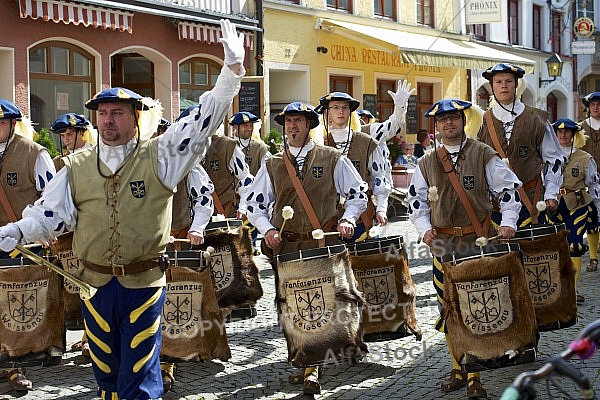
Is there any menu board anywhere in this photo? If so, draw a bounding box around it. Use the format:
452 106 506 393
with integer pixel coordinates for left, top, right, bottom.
238 79 262 118
406 95 418 133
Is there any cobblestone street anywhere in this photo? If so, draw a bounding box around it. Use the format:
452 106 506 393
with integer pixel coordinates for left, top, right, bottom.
1 218 599 399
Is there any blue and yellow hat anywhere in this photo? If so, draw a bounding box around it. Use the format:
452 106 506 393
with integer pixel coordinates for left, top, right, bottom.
582 92 600 108
50 113 91 133
228 111 259 125
424 99 472 118
274 102 320 129
318 92 360 112
85 87 147 110
0 99 23 120
482 63 526 81
552 118 582 132
356 109 374 119
158 118 171 129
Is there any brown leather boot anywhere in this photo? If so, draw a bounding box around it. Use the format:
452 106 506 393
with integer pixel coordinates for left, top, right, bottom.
441 369 466 392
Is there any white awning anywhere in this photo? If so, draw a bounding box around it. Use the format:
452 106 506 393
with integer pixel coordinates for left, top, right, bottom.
19 0 133 33
178 22 254 50
321 19 535 72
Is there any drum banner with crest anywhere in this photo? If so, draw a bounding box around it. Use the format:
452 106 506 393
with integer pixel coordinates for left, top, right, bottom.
202 224 263 311
276 249 367 368
444 251 537 370
348 237 422 342
507 229 576 330
161 266 231 362
50 232 84 329
0 265 64 360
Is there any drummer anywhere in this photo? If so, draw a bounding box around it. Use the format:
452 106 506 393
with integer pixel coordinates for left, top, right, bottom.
478 63 564 227
316 92 390 241
407 98 522 399
228 111 271 252
547 118 600 304
246 101 368 395
0 99 56 392
580 92 600 272
49 113 97 358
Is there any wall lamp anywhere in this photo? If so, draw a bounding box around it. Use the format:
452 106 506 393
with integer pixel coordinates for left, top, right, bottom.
539 53 563 87
317 46 328 54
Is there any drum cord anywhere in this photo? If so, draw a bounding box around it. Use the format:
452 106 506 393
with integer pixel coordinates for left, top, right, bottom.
499 319 600 400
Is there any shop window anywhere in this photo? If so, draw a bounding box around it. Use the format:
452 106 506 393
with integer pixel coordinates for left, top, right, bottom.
551 11 563 54
329 76 353 95
28 42 95 130
477 86 490 110
417 0 434 27
467 24 487 41
179 57 221 112
376 80 396 122
417 83 434 134
374 0 396 20
112 54 154 98
327 0 352 12
546 92 557 122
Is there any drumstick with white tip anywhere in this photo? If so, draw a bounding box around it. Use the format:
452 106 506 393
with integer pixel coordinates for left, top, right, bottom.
312 229 341 240
368 225 381 238
169 236 190 243
475 234 502 247
279 206 294 236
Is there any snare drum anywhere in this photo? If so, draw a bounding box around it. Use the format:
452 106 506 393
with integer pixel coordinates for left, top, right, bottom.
160 250 231 362
276 245 367 368
346 236 422 342
504 224 576 331
0 257 64 367
50 232 85 330
201 220 263 319
443 243 538 372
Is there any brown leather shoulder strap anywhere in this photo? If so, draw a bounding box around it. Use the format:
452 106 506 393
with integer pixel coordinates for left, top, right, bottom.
436 147 485 237
484 111 538 224
0 184 17 222
211 192 226 216
283 152 325 247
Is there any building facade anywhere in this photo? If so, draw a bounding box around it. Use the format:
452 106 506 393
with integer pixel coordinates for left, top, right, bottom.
0 0 259 130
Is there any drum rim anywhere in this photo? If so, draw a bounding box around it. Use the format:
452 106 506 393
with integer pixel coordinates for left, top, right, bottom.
346 235 404 256
205 219 243 231
277 244 347 263
165 250 210 267
442 243 521 264
511 223 565 240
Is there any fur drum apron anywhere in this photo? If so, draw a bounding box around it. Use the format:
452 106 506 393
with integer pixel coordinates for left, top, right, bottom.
443 249 538 372
276 245 367 368
347 236 422 342
161 250 230 362
0 262 64 365
202 220 263 315
49 232 84 330
503 225 576 331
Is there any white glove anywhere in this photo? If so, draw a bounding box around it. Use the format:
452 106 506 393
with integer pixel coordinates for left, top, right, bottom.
219 19 245 66
388 79 417 108
0 223 22 252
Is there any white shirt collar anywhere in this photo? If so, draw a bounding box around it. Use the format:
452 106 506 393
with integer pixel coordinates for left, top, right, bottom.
492 99 525 122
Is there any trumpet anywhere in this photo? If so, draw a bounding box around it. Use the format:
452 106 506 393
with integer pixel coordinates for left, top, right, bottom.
15 244 97 300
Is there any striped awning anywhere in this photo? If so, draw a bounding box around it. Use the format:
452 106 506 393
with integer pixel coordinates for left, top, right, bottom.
19 0 134 33
178 22 254 50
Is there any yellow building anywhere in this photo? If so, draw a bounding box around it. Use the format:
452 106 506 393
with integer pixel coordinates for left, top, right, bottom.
263 0 535 137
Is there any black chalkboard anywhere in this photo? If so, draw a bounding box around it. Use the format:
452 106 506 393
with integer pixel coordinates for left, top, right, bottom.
239 80 261 118
362 94 377 117
406 95 418 133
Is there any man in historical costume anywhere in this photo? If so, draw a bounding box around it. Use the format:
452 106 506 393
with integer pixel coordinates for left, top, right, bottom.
317 92 391 241
356 109 375 126
0 99 56 392
246 102 368 395
49 112 97 358
580 91 600 272
407 99 522 399
547 118 600 303
0 19 245 399
478 63 564 227
228 111 270 253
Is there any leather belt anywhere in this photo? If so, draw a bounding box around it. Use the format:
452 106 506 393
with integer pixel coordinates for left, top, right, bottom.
282 231 314 242
434 225 477 236
558 187 576 195
82 257 166 277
